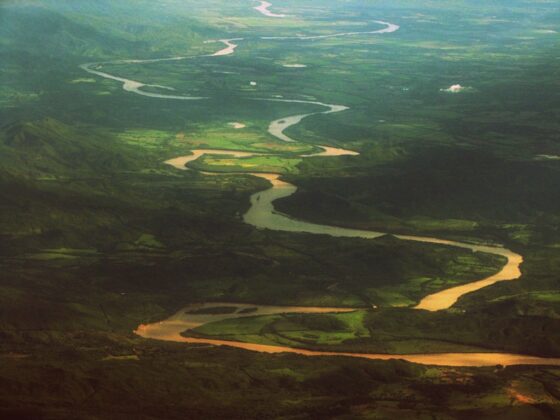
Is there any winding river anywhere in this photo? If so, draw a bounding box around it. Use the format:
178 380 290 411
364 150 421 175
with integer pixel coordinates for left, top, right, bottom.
135 304 560 367
82 3 559 366
254 0 286 18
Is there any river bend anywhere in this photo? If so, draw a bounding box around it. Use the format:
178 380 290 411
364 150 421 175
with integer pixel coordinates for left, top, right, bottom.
80 2 553 366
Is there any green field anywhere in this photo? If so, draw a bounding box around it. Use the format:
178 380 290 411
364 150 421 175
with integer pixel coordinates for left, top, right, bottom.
1 0 560 417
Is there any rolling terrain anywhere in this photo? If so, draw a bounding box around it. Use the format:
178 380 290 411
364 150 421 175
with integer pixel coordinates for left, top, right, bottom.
1 0 560 418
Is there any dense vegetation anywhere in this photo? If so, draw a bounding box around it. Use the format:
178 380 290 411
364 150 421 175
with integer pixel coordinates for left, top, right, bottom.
1 0 559 417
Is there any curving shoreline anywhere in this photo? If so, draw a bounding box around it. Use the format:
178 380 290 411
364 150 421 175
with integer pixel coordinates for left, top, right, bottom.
80 62 206 100
79 2 549 366
146 102 536 367
207 38 244 57
163 99 523 314
79 20 400 100
254 0 286 18
135 304 560 367
135 324 560 367
261 20 400 40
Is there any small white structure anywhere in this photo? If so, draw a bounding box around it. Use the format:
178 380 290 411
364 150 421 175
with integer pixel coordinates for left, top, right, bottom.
228 122 246 129
441 84 467 93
